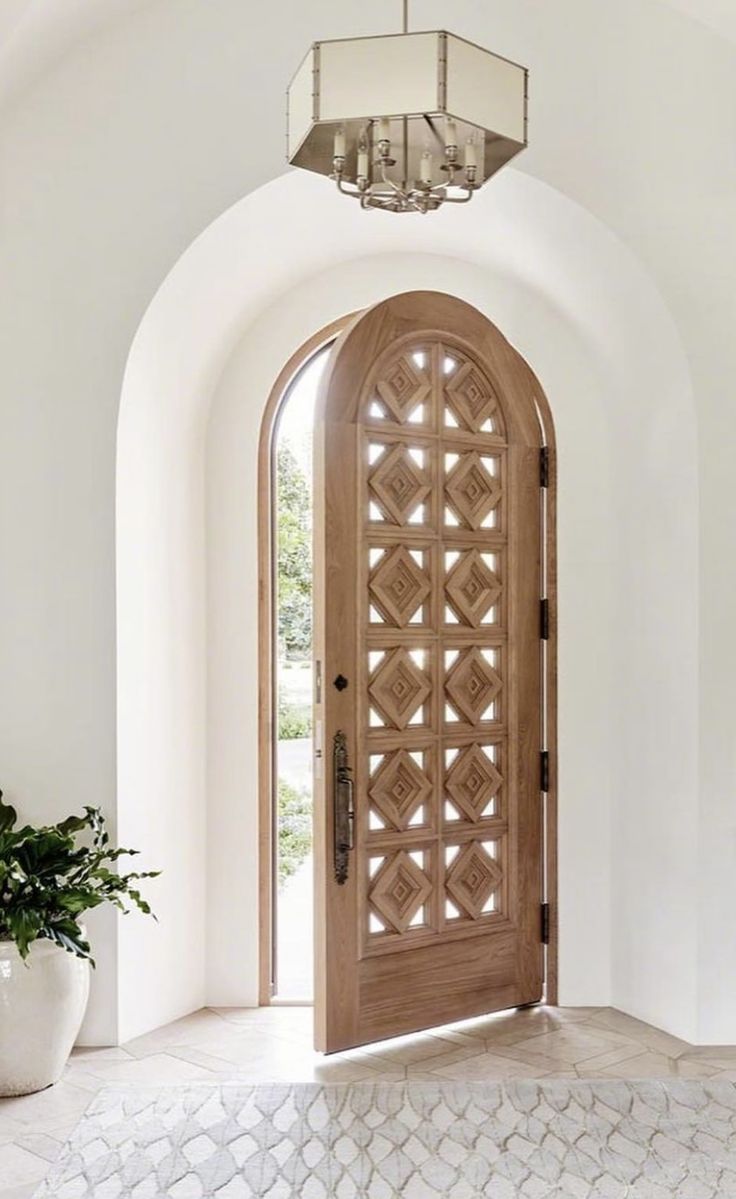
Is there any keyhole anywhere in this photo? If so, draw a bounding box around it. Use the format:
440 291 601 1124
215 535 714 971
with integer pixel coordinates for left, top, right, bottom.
334 674 348 691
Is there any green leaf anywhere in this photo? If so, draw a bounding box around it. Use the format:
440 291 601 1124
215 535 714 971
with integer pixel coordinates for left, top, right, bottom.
56 889 102 914
56 813 90 836
11 910 43 959
0 790 17 836
44 921 94 964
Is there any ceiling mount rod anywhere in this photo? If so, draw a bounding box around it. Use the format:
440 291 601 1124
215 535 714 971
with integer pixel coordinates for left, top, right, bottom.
402 0 409 35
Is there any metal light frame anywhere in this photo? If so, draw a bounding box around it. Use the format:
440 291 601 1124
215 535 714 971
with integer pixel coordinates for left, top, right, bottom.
287 3 528 214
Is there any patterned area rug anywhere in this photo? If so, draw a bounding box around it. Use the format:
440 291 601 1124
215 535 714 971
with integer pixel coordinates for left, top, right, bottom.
33 1079 736 1197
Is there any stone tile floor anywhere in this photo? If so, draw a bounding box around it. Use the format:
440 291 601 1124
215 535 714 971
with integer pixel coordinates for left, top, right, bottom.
2 1003 736 1198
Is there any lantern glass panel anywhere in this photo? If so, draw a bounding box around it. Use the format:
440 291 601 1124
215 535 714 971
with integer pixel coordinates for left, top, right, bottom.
319 33 440 122
445 35 526 145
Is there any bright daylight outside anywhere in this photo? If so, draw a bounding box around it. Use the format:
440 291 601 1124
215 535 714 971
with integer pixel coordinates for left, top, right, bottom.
274 346 331 1000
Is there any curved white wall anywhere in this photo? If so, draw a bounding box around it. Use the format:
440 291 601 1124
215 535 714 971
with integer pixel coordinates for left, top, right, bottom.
117 168 697 1043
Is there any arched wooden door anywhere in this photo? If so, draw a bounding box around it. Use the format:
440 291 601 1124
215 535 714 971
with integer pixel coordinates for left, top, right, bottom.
313 291 552 1053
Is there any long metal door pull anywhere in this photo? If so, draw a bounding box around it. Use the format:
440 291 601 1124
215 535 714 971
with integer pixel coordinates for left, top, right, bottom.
333 730 354 884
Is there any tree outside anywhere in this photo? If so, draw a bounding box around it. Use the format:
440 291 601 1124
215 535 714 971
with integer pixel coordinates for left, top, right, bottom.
275 437 313 891
273 345 329 999
276 441 311 662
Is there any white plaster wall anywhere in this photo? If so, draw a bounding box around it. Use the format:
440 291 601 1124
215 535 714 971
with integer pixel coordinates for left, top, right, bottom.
115 403 208 1041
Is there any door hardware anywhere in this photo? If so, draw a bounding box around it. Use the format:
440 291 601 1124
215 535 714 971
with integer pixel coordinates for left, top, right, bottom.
540 445 550 488
541 902 550 945
540 597 550 641
334 674 349 691
333 730 354 884
540 750 550 793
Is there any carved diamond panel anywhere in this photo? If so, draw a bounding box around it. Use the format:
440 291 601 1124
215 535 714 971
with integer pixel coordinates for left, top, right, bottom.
376 354 432 423
445 744 503 823
444 360 500 432
369 546 431 627
369 648 431 729
370 443 431 525
445 648 502 725
445 453 501 530
445 550 501 628
369 750 432 831
445 841 503 920
358 337 520 952
370 850 432 933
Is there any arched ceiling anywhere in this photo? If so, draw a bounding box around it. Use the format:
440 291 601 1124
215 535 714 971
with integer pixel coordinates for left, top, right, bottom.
0 0 731 434
0 0 733 114
0 0 156 109
661 0 736 42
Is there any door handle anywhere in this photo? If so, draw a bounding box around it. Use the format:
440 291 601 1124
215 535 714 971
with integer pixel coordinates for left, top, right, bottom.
333 730 354 885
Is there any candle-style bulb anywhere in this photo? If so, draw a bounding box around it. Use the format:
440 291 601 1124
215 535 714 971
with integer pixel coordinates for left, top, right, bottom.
464 138 477 169
444 117 457 148
357 143 369 180
333 128 346 159
377 118 390 143
420 150 433 184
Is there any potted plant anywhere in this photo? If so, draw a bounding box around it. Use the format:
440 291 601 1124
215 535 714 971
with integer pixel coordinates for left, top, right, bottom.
0 790 158 1096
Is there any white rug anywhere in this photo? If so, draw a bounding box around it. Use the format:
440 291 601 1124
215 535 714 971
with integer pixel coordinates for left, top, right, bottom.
32 1079 736 1197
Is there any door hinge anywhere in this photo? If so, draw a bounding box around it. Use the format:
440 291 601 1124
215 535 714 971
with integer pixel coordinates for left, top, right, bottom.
540 445 550 488
540 597 549 641
540 750 550 793
541 902 550 945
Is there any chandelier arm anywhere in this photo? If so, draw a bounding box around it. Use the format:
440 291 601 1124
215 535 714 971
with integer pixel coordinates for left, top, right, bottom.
368 183 408 202
435 189 474 204
369 189 398 207
335 177 366 200
377 161 407 197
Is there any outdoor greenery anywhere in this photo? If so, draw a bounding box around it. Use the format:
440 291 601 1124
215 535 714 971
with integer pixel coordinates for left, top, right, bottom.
276 442 311 660
277 779 311 888
275 436 313 885
277 696 311 741
0 791 158 963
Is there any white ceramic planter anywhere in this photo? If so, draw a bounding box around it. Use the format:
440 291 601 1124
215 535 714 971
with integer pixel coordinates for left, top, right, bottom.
0 934 90 1096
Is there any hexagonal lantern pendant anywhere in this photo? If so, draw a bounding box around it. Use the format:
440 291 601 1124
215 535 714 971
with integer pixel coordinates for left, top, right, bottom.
286 30 528 214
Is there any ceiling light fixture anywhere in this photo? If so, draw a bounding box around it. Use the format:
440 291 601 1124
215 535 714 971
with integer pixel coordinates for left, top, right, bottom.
286 1 528 214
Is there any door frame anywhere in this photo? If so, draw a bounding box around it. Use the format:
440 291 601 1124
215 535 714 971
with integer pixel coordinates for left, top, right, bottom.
257 312 558 1010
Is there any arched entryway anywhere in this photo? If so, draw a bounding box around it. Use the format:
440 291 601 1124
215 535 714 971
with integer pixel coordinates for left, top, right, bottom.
116 169 696 1046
